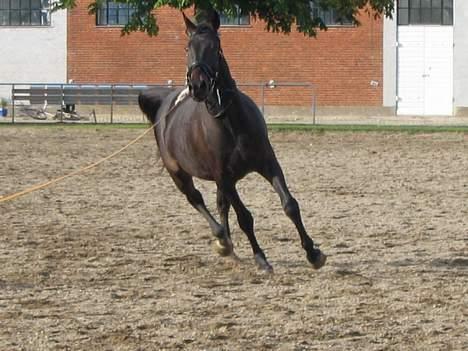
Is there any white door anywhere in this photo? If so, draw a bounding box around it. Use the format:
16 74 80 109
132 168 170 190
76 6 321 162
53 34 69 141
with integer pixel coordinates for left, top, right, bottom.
397 26 453 116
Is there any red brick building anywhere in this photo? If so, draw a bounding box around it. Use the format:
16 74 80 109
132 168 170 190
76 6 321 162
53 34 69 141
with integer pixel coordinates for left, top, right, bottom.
67 1 383 110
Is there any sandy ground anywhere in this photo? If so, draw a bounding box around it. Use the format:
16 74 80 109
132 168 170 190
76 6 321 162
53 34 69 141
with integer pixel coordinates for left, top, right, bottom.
0 127 467 350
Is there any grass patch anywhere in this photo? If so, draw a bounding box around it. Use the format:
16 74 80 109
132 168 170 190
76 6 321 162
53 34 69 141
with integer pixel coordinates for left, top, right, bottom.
268 123 468 134
1 122 468 134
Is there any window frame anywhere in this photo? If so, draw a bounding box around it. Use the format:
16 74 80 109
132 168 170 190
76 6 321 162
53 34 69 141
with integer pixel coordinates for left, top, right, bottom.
96 0 135 27
397 0 453 26
310 1 354 27
0 0 51 27
219 6 250 27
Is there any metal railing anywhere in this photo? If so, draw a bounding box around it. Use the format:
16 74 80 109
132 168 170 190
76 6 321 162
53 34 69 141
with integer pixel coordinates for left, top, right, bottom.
0 82 317 124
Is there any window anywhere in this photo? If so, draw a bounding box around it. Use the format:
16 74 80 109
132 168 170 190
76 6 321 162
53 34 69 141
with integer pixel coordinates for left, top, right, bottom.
220 6 250 26
0 0 50 26
398 0 453 25
96 0 135 26
310 1 354 26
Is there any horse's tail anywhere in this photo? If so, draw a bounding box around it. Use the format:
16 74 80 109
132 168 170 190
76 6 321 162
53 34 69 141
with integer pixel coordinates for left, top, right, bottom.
138 87 174 125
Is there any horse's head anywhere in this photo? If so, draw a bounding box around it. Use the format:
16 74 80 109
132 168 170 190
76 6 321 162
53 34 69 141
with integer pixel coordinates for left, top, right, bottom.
183 11 222 102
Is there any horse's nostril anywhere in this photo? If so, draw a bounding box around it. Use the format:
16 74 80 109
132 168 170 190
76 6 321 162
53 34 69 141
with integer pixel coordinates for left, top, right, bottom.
192 79 208 94
190 79 209 101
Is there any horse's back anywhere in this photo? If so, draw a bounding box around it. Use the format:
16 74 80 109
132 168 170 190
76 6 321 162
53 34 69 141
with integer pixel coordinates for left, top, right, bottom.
138 86 176 124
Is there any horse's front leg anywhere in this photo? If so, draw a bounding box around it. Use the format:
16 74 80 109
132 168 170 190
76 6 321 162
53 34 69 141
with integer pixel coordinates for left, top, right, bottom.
259 158 327 269
219 181 273 272
216 187 242 259
216 187 231 239
169 170 233 256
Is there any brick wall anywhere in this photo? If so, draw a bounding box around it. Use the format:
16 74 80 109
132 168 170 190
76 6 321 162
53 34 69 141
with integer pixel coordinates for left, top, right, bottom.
68 1 383 107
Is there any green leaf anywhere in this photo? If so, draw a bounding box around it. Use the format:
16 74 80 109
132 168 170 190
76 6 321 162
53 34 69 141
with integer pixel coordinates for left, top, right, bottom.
55 0 395 36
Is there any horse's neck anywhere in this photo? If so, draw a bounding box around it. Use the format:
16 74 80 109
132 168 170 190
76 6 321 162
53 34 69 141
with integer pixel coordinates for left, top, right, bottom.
218 56 236 91
214 61 246 135
205 56 237 118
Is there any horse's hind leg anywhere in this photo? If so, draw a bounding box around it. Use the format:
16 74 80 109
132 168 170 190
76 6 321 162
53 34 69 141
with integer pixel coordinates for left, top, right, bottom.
259 158 326 269
219 182 273 272
169 171 233 256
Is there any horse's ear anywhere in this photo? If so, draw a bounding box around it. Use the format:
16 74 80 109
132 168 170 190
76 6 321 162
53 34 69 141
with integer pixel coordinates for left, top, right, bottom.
182 12 197 36
210 10 220 32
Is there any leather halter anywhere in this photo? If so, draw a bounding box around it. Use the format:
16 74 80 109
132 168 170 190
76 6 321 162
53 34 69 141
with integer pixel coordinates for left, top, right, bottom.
186 49 221 96
186 50 234 118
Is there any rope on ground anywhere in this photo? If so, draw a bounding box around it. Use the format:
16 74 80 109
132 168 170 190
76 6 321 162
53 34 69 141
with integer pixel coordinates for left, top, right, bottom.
0 123 157 204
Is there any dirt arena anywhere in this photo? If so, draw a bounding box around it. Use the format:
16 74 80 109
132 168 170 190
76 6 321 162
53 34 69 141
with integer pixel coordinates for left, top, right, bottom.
1 126 467 350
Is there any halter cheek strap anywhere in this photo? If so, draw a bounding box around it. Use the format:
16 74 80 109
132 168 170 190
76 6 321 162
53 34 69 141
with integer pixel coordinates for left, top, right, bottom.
187 50 235 118
206 86 235 118
186 62 217 93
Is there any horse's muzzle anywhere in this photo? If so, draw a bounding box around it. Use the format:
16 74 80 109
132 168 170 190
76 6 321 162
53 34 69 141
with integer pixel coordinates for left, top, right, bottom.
189 76 209 102
187 63 215 102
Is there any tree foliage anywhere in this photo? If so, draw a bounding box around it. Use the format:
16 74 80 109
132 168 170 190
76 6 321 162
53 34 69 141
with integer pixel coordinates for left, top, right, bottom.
55 0 395 36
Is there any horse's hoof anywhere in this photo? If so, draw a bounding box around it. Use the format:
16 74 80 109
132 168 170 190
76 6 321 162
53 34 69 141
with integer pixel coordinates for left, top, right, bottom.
255 253 274 273
308 249 327 270
212 238 234 257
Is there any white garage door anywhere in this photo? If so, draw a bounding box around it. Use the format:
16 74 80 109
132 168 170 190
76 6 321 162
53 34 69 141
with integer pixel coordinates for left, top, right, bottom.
397 26 453 116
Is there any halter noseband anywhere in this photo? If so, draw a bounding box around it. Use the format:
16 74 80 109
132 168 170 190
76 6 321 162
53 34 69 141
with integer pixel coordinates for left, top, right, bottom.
186 49 224 95
186 62 217 95
186 50 234 118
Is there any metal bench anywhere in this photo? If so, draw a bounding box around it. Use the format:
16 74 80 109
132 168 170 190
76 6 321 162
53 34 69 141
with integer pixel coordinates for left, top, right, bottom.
11 84 150 122
11 85 64 121
12 84 63 105
62 85 149 105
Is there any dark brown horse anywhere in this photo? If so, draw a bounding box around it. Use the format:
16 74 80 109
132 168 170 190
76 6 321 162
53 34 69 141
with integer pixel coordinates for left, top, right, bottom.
139 11 326 272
